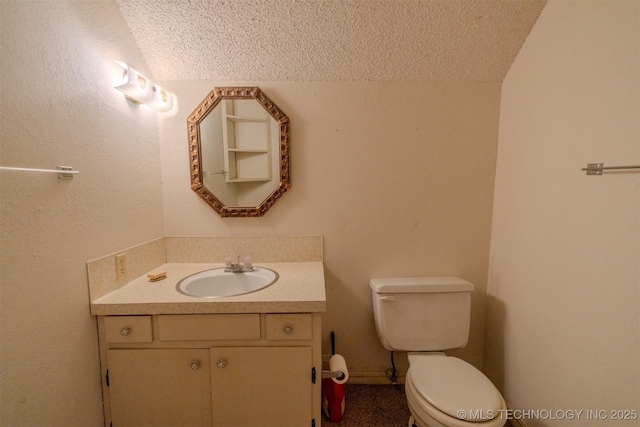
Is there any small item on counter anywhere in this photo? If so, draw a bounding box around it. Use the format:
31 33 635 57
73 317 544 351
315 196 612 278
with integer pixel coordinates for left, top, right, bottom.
147 271 167 282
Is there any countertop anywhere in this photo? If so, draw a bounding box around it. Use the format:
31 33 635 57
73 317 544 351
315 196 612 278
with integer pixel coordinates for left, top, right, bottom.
90 262 326 315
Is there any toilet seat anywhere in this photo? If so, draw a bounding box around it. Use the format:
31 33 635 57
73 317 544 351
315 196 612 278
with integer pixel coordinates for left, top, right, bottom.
406 354 505 427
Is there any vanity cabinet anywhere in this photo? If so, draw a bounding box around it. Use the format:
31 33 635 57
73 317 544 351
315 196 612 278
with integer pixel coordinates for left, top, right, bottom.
97 313 321 427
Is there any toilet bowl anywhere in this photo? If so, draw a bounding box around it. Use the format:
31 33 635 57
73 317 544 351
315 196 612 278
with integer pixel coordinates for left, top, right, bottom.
405 353 506 427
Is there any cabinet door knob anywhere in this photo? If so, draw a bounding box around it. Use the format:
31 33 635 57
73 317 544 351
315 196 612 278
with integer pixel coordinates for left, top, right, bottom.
217 359 227 369
283 325 293 334
120 327 131 336
190 361 200 370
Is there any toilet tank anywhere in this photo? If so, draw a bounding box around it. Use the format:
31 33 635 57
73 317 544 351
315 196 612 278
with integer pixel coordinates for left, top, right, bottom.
370 277 474 351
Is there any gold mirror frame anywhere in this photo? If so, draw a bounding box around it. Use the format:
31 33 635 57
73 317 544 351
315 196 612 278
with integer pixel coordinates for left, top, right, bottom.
187 87 290 217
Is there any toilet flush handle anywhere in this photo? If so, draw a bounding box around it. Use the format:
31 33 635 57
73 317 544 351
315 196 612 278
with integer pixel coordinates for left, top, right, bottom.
380 295 395 302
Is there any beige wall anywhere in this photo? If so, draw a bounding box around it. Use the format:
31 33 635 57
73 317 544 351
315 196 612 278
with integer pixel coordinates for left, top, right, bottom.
1 1 505 425
485 1 639 425
0 1 165 425
1 2 501 423
161 81 501 377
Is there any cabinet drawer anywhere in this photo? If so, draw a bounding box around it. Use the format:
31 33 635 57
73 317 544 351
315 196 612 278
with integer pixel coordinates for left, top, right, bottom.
158 314 260 341
265 314 312 340
104 316 153 343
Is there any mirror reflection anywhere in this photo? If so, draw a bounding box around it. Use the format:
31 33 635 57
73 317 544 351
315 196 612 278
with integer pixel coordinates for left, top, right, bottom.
187 87 290 217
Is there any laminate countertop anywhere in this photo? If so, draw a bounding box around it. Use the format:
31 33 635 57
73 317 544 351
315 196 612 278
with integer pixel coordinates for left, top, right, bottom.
91 262 326 315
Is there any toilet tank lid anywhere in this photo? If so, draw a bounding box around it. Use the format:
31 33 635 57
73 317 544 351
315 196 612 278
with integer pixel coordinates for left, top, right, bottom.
370 277 473 293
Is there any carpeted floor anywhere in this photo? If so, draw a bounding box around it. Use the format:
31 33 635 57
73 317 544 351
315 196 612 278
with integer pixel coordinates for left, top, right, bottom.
321 384 512 427
321 384 410 427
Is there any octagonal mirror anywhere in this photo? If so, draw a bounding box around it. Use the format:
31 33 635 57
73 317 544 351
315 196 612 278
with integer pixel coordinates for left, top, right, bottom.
187 87 290 217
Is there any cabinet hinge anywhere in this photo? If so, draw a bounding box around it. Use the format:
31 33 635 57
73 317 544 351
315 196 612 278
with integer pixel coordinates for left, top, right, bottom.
106 369 109 387
311 367 316 384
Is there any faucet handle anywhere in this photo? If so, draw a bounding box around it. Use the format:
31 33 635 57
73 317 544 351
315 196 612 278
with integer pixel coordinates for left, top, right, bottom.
243 256 252 269
225 257 234 268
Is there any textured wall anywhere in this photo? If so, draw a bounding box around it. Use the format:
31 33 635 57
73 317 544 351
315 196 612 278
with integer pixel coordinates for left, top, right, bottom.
486 1 639 424
161 81 501 378
0 2 165 425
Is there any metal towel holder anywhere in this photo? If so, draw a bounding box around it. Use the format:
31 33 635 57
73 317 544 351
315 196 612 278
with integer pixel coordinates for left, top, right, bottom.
582 163 640 175
0 166 79 179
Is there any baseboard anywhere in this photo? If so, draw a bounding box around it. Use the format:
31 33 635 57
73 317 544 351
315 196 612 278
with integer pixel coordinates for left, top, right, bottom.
345 371 406 385
321 354 408 385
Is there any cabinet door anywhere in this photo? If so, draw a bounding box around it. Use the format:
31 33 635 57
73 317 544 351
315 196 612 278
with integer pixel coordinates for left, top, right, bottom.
107 349 212 427
211 347 312 427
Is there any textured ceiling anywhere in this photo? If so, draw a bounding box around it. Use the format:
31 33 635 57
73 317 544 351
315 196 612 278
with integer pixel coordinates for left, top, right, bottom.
115 0 547 82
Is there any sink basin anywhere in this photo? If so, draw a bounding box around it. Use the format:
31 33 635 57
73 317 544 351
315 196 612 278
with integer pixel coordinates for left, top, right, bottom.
176 267 279 298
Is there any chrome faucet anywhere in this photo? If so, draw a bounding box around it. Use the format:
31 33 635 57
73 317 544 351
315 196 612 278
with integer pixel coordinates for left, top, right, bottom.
224 255 254 273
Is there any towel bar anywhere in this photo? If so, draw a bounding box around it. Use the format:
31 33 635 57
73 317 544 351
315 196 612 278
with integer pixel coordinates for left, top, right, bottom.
581 163 640 175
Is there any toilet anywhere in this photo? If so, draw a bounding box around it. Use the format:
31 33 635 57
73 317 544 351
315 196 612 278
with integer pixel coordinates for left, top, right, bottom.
370 277 506 427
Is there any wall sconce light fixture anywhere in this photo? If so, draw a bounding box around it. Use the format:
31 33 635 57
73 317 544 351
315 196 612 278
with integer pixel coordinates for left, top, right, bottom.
114 62 174 112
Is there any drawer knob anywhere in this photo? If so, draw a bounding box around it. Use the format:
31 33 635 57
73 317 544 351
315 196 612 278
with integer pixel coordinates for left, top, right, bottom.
120 327 131 336
190 361 200 370
217 359 227 369
283 325 293 334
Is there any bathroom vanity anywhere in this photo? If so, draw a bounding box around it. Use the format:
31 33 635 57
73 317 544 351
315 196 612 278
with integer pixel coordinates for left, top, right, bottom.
91 262 326 427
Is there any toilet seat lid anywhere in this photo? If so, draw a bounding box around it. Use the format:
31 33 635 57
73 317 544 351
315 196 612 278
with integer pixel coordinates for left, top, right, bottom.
409 355 503 421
